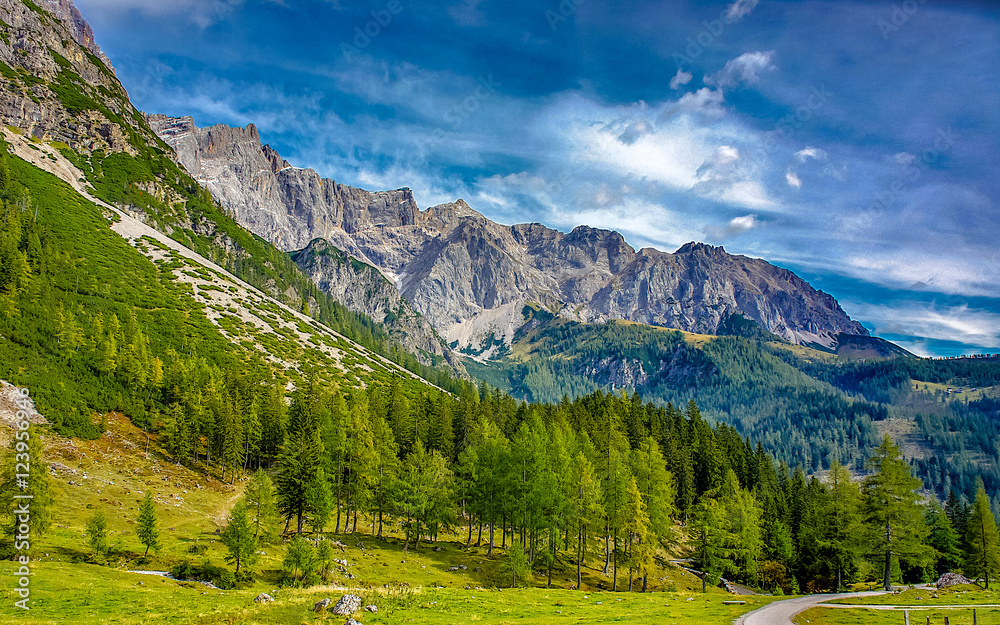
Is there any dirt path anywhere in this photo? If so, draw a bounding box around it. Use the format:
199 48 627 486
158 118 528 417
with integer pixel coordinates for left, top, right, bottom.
735 592 888 625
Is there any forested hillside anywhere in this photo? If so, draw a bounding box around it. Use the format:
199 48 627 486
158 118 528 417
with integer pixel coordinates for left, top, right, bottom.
468 308 1000 509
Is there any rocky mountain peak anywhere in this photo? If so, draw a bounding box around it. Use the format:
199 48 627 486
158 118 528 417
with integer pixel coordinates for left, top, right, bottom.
675 241 726 255
41 0 113 70
151 117 872 356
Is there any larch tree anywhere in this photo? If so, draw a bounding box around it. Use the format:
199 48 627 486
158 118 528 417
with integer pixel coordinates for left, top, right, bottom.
221 500 258 574
243 468 278 543
965 483 1000 588
862 435 931 590
136 491 160 557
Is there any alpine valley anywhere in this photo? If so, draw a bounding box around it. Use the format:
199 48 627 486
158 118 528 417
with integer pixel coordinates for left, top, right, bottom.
1 1 999 623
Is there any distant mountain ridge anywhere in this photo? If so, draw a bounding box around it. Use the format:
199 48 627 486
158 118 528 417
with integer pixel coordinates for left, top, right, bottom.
150 115 869 358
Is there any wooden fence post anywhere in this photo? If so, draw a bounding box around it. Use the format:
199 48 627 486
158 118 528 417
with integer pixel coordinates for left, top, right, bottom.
904 609 909 625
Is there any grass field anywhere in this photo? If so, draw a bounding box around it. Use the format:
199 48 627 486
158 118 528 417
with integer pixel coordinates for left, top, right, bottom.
1 414 783 624
794 586 1000 625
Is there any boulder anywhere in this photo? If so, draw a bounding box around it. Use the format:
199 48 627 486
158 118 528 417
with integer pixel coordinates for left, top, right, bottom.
254 593 274 604
345 619 363 625
365 605 378 613
313 597 331 612
937 572 974 589
332 594 362 616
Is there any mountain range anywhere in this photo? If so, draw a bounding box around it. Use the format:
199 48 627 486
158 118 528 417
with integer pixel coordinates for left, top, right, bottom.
3 0 1000 506
148 114 871 362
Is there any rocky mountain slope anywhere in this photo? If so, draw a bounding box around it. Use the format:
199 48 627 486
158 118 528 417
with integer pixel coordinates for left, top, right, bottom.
151 116 869 358
0 0 461 393
0 0 138 152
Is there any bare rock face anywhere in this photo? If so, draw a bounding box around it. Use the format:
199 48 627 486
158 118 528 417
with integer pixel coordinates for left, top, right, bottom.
41 0 112 68
150 117 870 357
0 0 141 152
147 115 418 252
291 239 467 376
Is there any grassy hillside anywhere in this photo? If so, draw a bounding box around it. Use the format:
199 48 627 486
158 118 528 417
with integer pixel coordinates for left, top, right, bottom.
0 140 441 441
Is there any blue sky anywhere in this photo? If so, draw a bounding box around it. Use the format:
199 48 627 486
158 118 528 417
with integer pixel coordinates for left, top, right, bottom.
75 0 1000 357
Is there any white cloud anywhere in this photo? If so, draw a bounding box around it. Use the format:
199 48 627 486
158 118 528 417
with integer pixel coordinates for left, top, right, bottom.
658 88 726 121
891 152 916 166
705 51 776 88
670 69 693 90
794 147 828 163
706 214 759 239
618 118 653 145
725 0 760 23
845 254 995 298
843 301 1000 350
786 171 802 189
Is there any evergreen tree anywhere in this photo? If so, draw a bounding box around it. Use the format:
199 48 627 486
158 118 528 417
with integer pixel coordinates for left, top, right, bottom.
136 491 160 557
965 483 1000 588
691 497 730 592
305 468 334 537
926 501 962 576
276 426 323 534
221 500 258 574
624 476 653 592
805 460 864 590
862 436 931 590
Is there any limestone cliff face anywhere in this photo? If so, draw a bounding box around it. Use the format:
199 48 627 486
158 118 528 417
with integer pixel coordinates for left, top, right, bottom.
147 115 419 252
40 0 112 68
0 0 142 152
291 239 467 376
151 116 869 357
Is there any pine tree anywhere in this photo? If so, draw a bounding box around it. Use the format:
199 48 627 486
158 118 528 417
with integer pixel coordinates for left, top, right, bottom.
817 460 865 590
221 500 258 574
691 497 730 592
926 501 962 576
305 468 333 537
965 483 1000 588
276 426 323 535
624 476 653 592
570 450 603 589
862 436 931 590
504 540 530 588
136 491 160 557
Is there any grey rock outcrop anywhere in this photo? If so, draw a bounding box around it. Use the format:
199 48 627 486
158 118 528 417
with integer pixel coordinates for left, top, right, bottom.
41 0 112 68
0 0 141 152
936 572 973 589
150 116 869 357
291 239 466 376
332 594 362 616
